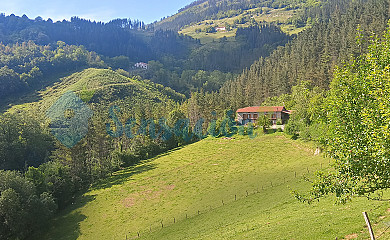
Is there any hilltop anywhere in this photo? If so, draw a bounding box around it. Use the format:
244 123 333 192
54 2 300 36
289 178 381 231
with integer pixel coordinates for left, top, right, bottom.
10 68 185 113
153 0 314 32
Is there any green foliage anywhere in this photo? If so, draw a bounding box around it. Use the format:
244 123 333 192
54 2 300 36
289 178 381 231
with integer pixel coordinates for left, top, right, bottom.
0 112 54 170
0 170 56 239
205 26 216 33
0 41 104 102
256 114 270 133
187 24 291 73
299 22 390 203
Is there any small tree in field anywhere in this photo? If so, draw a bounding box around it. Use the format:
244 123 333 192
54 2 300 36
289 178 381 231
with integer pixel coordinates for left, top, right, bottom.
257 114 270 133
295 23 390 203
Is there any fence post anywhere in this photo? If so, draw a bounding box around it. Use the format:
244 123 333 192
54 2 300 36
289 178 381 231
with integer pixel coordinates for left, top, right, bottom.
362 212 376 240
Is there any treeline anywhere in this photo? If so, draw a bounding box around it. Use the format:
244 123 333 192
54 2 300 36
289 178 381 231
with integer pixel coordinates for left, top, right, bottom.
0 41 104 101
0 14 199 63
154 0 311 31
186 23 291 72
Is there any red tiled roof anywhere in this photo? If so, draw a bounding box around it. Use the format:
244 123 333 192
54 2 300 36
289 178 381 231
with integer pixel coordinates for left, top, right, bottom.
236 106 285 113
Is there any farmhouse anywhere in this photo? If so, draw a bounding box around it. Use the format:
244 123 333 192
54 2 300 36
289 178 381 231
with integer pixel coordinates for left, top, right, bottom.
215 26 226 31
236 106 291 125
134 62 148 69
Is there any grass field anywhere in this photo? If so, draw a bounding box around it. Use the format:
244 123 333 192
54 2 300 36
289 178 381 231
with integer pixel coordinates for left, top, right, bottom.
38 133 390 240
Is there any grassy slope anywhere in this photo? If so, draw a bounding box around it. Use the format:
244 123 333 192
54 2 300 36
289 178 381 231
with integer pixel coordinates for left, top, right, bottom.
8 68 185 113
38 133 390 240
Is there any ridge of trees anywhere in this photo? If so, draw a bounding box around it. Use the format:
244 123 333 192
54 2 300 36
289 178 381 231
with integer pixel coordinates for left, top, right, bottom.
153 0 316 31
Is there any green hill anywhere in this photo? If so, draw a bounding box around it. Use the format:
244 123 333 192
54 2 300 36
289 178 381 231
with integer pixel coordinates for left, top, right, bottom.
11 68 185 112
37 133 390 240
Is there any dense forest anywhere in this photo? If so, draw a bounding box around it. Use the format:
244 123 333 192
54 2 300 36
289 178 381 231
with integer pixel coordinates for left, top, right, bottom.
187 0 390 113
0 14 200 62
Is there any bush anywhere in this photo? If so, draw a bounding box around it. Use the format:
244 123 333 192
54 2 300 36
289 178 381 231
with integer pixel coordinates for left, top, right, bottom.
284 119 300 138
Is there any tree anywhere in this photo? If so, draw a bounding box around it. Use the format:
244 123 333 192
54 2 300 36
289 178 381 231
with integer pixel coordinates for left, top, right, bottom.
296 23 390 203
256 114 270 133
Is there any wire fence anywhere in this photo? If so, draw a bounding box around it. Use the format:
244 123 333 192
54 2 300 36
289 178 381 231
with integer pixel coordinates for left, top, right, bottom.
124 161 333 239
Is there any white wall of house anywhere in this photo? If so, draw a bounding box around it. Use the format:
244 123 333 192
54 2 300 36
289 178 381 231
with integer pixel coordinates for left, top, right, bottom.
237 111 284 125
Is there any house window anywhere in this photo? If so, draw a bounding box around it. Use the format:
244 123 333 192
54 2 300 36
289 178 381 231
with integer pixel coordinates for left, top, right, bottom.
243 114 247 120
253 114 258 119
248 114 252 119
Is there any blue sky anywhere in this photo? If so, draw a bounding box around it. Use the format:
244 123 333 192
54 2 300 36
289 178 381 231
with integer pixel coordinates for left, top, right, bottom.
0 0 195 23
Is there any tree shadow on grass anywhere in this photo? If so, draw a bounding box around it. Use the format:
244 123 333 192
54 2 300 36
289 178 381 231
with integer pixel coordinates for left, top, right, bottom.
91 161 157 191
91 146 185 191
33 194 96 240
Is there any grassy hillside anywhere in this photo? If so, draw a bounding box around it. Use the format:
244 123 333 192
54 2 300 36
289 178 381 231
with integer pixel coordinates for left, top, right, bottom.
9 68 185 113
37 133 390 240
154 0 314 32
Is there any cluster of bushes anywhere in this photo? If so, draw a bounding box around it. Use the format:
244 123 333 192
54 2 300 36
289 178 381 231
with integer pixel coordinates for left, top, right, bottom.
0 170 57 239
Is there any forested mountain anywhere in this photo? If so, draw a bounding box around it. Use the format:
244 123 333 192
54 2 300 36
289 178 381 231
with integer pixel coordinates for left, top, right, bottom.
0 12 292 99
152 0 313 31
186 24 290 72
0 14 199 62
189 0 390 113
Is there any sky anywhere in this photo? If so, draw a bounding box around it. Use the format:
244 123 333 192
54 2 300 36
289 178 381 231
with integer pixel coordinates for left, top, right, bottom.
0 0 195 23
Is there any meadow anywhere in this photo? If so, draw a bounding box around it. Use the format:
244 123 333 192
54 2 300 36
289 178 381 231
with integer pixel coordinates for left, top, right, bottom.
38 132 390 240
